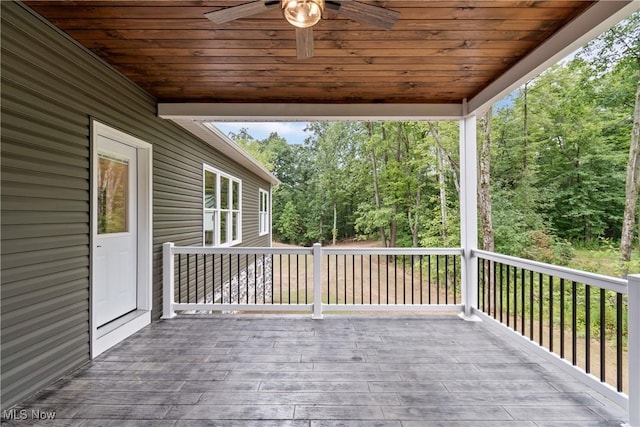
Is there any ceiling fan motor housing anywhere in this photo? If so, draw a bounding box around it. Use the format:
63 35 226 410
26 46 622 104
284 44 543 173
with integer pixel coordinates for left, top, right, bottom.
281 0 325 28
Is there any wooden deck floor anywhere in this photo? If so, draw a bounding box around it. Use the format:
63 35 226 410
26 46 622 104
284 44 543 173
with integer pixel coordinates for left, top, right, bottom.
10 315 627 426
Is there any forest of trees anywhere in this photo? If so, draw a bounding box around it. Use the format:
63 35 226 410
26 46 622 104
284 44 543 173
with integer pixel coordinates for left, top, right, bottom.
229 13 639 273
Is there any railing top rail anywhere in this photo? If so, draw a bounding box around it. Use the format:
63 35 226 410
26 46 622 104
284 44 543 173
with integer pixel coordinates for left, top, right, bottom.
322 247 462 256
171 246 313 256
169 244 462 257
473 249 628 295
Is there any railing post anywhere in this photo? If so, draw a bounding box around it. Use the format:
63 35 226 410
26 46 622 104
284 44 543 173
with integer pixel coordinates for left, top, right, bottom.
162 242 176 319
312 243 323 319
628 275 640 427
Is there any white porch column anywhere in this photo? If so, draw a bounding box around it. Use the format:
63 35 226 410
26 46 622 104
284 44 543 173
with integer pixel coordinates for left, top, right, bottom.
459 113 480 320
628 275 640 427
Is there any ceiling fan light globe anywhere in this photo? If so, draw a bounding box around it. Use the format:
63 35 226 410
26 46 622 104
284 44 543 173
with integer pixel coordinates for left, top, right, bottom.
282 0 324 28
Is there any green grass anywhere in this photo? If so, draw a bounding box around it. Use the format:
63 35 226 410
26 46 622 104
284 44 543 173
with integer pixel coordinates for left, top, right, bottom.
568 247 640 278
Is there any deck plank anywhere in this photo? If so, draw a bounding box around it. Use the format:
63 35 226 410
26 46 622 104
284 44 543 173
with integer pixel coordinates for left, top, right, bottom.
11 315 627 425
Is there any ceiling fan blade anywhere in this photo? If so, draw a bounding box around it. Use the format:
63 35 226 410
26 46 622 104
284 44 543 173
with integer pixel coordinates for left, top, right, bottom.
204 1 279 25
328 1 400 30
296 27 314 60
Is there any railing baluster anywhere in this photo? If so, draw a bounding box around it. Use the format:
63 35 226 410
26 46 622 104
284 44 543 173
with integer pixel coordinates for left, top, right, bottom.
445 255 449 305
539 272 543 346
195 253 199 303
178 253 182 304
394 255 398 304
491 261 498 319
521 268 525 335
428 255 432 304
335 255 340 305
572 281 577 366
419 255 424 305
499 263 504 323
600 287 606 383
560 278 565 359
403 255 407 305
352 254 355 305
369 254 373 305
237 254 241 304
288 254 292 304
305 253 308 305
529 270 534 340
204 253 208 303
327 254 330 304
280 254 283 304
586 284 591 374
453 255 458 305
617 292 623 392
549 276 554 352
297 254 300 305
513 266 517 332
386 255 389 304
506 265 510 328
360 255 364 305
343 254 347 305
480 259 485 312
436 255 440 305
377 254 381 304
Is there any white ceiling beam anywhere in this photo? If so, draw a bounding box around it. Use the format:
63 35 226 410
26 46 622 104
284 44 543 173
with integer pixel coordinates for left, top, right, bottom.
468 0 640 116
158 102 464 121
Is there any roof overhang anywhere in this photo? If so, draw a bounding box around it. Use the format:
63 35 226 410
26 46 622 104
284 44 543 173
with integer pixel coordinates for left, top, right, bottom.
171 119 280 185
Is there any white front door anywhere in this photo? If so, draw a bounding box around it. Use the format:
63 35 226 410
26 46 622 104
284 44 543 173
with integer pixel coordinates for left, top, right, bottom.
95 137 138 327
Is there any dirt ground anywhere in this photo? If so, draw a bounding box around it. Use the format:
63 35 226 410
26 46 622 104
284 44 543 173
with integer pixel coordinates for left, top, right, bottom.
271 240 459 306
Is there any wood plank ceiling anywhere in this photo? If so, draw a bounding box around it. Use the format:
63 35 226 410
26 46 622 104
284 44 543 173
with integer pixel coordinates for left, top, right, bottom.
25 1 595 105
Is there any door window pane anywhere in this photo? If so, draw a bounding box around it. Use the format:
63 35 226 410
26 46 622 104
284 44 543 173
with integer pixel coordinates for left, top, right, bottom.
98 155 129 234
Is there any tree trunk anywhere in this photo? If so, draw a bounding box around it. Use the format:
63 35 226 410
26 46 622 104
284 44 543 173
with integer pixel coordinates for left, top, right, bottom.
390 204 398 248
522 82 529 171
332 202 338 245
428 122 460 194
410 183 420 247
478 107 495 252
437 145 449 243
366 123 388 247
620 79 640 276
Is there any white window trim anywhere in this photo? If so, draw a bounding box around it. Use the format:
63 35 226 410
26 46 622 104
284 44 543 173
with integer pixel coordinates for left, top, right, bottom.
203 164 242 247
259 188 269 236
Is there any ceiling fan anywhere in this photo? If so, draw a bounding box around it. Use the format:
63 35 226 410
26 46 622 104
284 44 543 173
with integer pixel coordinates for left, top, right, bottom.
205 0 400 59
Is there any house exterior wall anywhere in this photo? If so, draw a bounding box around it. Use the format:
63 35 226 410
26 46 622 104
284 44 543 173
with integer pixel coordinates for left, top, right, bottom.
0 2 271 409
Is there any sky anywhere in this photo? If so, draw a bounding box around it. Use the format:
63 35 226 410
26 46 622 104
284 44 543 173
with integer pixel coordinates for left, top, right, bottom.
214 122 312 145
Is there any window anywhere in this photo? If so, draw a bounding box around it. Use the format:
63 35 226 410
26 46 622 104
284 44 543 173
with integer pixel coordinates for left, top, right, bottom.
259 189 269 236
203 165 241 246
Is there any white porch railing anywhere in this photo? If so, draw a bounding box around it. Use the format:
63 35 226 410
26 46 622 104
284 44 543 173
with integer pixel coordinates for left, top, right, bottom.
162 242 463 320
474 249 639 426
161 242 638 426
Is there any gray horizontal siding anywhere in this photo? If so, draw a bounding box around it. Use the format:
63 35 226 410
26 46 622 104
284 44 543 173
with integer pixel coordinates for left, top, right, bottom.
1 1 271 410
